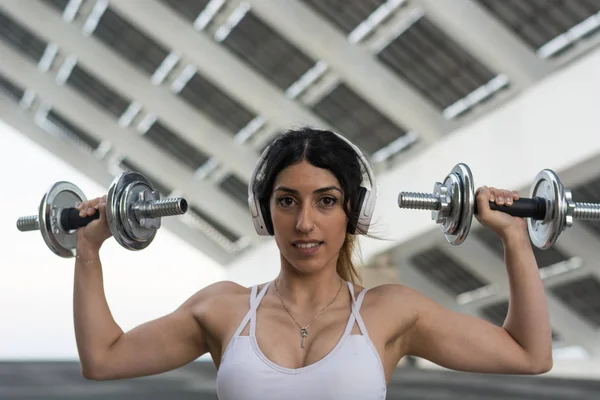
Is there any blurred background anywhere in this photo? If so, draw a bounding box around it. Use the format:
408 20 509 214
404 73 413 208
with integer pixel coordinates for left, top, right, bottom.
1 0 600 398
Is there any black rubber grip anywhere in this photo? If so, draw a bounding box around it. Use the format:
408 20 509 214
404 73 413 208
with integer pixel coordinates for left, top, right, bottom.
60 207 100 230
474 197 547 220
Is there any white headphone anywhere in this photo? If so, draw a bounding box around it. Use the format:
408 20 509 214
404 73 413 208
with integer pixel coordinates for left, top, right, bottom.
247 131 377 236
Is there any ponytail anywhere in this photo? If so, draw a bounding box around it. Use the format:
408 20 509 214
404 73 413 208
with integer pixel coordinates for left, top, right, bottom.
336 233 362 285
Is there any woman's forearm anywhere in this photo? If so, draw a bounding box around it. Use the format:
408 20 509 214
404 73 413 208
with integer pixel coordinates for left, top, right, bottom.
501 227 553 370
74 244 124 375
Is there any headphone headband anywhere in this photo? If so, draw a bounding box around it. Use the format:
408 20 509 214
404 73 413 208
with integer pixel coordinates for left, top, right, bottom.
248 131 377 236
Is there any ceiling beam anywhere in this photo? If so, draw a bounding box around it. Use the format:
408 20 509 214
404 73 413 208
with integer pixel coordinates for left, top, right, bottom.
414 0 551 87
243 0 453 144
389 235 476 315
110 0 332 137
0 93 234 265
380 223 600 356
0 0 257 182
449 235 600 357
0 39 255 238
397 254 465 315
554 224 600 281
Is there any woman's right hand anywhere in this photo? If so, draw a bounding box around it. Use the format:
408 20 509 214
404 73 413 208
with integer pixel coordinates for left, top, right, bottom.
75 195 112 250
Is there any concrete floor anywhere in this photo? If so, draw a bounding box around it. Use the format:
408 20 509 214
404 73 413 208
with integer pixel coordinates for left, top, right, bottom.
1 361 600 399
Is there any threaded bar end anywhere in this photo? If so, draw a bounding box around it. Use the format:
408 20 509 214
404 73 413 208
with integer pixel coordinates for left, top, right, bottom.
17 215 39 232
137 198 188 219
573 202 600 221
398 192 441 211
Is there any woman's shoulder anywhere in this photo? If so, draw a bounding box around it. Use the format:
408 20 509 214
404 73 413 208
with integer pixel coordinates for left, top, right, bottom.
361 283 422 314
190 280 254 308
184 281 257 331
188 280 272 319
361 283 422 341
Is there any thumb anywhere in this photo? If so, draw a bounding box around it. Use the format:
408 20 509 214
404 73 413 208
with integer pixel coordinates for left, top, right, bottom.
476 186 493 215
97 202 106 221
96 199 113 240
98 200 108 229
97 197 109 226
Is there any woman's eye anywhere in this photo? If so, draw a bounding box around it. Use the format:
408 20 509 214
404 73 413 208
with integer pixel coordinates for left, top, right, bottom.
320 197 337 207
278 197 295 207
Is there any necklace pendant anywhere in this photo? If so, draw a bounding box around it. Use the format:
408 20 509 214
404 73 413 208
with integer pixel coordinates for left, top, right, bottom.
300 327 309 349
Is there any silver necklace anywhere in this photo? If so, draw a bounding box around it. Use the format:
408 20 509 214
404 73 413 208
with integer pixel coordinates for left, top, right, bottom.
274 278 343 349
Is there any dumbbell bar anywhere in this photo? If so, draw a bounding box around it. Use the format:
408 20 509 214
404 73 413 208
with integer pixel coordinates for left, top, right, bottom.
397 163 600 249
16 171 188 258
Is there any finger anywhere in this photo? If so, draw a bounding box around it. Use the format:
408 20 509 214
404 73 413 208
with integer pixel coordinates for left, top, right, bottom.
87 203 101 216
78 197 103 216
489 187 503 204
503 190 514 206
90 196 107 215
496 189 511 206
79 202 90 217
87 207 97 216
512 190 520 200
486 187 495 202
76 200 88 211
93 197 104 210
76 199 94 210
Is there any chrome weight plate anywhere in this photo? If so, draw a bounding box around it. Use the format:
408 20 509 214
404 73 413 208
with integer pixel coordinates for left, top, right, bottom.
528 169 568 249
39 182 87 258
106 171 158 251
118 179 160 248
434 173 461 234
444 163 475 246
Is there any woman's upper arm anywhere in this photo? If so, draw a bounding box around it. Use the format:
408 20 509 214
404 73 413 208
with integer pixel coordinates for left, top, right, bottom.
89 281 238 380
389 285 544 375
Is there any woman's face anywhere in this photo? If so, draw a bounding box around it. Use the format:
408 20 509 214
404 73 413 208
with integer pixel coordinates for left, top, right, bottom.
270 160 348 275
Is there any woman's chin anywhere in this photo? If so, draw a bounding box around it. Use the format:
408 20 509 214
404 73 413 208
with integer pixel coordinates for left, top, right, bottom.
287 255 335 275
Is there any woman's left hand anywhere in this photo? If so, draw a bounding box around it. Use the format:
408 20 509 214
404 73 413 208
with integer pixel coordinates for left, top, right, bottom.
475 186 527 240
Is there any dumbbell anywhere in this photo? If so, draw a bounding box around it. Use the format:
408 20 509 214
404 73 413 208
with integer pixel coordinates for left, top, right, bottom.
16 171 188 258
397 163 600 249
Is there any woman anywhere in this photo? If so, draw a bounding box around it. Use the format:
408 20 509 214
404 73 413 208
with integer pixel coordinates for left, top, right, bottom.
73 128 552 399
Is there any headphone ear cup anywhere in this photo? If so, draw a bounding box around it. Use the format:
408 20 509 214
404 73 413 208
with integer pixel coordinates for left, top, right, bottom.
347 186 367 234
260 200 274 236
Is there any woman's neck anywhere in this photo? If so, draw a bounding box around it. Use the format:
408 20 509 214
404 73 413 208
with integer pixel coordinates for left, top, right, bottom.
275 266 345 310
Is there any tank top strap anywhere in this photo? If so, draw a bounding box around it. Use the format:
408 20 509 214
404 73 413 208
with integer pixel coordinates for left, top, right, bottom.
346 281 355 299
355 287 368 310
346 281 368 308
250 284 258 302
348 283 370 336
231 283 264 338
341 281 356 335
249 281 271 336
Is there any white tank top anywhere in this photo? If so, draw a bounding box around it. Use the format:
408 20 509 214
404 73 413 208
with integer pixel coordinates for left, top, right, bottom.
216 281 387 400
